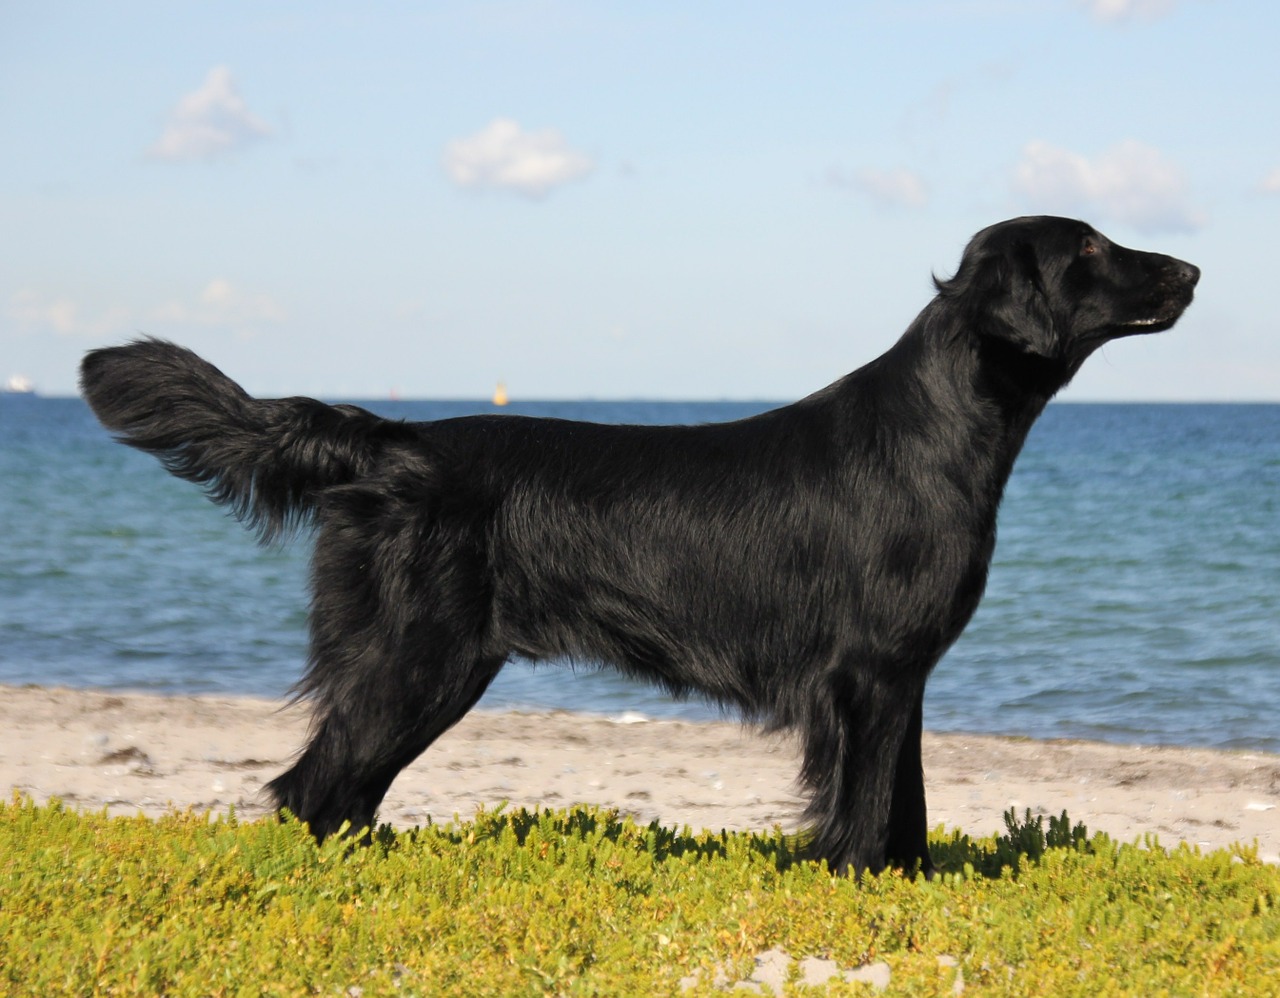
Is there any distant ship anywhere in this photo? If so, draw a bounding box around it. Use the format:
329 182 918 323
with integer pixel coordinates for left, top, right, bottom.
492 381 508 406
4 374 35 394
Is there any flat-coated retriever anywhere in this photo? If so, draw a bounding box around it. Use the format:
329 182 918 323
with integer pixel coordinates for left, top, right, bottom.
80 216 1198 876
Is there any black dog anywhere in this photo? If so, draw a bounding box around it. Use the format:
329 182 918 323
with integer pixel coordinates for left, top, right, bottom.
80 216 1198 876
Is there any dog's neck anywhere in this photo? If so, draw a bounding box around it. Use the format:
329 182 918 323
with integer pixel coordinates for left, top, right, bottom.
818 307 1067 511
922 299 1071 437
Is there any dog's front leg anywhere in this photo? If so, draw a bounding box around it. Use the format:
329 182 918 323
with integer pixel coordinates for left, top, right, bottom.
798 665 924 877
884 691 934 877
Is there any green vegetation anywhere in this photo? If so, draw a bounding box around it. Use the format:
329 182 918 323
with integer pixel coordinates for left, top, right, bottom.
2 794 1277 995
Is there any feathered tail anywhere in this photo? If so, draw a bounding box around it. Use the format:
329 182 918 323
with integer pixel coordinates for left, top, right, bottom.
79 338 398 542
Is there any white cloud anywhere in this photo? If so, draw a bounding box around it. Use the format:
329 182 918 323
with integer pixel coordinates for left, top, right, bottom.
1012 139 1205 234
1079 0 1178 22
148 66 272 162
7 290 129 337
1260 167 1280 194
7 280 284 340
443 118 593 197
153 279 285 330
830 166 928 208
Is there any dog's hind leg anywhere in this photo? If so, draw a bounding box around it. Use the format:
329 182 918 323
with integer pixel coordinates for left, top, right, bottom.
267 640 504 841
264 479 509 840
884 692 934 877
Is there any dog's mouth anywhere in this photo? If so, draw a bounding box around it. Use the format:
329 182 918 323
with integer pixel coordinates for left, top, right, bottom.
1114 311 1184 334
1108 260 1199 338
1111 284 1198 337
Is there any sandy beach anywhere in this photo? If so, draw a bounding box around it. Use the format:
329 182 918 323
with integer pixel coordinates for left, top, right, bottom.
2 684 1276 864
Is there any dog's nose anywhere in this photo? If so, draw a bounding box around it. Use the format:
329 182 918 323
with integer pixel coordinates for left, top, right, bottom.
1178 261 1201 287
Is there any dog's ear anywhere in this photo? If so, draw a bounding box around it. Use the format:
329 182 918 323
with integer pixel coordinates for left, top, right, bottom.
938 240 1058 357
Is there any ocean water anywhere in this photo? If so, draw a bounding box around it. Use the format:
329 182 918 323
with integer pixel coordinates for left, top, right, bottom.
2 395 1277 752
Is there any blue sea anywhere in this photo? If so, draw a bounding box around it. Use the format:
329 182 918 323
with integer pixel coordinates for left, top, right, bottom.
2 395 1277 753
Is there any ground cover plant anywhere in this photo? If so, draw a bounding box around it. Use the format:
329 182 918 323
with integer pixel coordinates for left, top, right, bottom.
2 794 1277 995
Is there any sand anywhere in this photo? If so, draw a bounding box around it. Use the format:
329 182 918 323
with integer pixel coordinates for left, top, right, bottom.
2 684 1276 863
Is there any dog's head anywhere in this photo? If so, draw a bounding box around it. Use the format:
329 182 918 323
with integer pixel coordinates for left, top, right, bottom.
935 216 1200 369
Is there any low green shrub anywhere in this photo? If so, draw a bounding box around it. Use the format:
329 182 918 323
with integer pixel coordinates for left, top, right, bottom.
2 794 1276 995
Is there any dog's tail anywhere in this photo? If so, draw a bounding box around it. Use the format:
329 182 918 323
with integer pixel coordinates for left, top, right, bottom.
79 338 398 542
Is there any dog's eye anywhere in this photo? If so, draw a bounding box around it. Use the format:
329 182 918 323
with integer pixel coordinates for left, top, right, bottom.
1081 239 1099 257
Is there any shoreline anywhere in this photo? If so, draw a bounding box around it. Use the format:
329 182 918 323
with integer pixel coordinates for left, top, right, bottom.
2 684 1276 863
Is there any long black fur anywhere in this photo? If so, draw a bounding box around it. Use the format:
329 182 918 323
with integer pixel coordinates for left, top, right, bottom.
80 217 1198 876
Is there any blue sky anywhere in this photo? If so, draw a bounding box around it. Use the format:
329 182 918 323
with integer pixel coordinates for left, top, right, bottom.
3 1 1278 400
